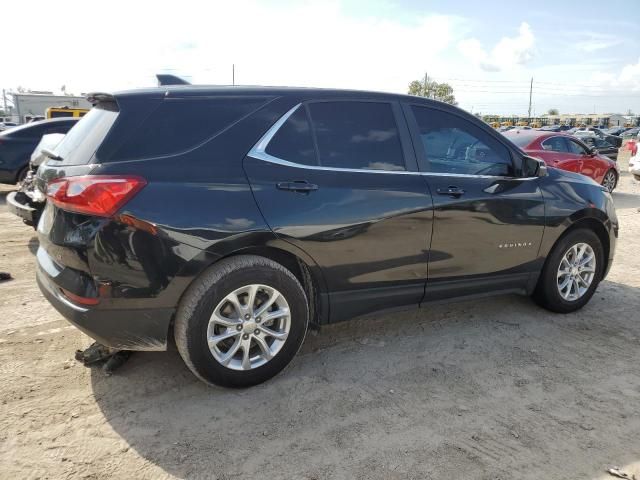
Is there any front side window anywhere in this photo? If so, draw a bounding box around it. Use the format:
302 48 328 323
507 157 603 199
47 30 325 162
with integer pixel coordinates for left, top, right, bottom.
567 139 588 155
411 106 512 176
265 107 317 166
541 136 569 152
307 101 405 171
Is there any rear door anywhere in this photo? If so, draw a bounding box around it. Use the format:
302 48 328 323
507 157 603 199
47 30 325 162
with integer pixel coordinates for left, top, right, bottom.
540 136 581 173
404 103 545 300
244 99 434 322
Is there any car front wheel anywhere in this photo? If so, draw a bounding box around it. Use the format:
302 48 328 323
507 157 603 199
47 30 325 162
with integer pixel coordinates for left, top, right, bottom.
175 255 309 388
533 229 604 313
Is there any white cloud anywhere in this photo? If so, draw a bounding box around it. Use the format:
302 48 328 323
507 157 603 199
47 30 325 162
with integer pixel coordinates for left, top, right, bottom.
572 32 623 52
619 58 640 87
591 57 640 92
0 0 466 95
458 22 535 72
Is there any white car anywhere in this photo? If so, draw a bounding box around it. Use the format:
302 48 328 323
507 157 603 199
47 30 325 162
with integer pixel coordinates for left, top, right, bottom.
629 133 640 181
573 129 597 139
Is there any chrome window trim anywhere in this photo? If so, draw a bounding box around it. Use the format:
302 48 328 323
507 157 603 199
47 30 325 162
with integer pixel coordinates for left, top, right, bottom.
247 103 513 180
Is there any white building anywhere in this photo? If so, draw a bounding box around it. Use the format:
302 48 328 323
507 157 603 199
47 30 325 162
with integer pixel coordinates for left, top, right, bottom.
10 93 91 123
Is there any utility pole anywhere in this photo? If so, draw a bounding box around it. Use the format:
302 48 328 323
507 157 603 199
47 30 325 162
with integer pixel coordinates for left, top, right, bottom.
2 89 7 117
527 77 533 121
232 64 235 86
424 72 428 97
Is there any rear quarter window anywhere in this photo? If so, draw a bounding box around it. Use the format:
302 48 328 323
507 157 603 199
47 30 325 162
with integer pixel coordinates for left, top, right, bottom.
110 96 270 161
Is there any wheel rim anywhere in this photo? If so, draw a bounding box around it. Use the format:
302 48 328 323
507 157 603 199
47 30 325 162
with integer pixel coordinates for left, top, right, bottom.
207 284 291 371
556 243 596 301
603 171 616 192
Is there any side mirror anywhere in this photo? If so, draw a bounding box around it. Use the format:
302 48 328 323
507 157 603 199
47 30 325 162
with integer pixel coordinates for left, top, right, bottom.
522 155 547 177
588 147 597 156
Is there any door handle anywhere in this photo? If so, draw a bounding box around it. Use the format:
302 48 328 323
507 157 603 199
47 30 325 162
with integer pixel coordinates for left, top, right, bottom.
436 186 465 197
276 180 319 193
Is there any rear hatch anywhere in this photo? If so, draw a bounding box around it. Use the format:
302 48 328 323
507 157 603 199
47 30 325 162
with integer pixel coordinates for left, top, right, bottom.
36 96 123 304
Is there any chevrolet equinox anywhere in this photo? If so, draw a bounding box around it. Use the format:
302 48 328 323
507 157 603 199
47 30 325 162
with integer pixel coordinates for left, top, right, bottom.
35 87 618 387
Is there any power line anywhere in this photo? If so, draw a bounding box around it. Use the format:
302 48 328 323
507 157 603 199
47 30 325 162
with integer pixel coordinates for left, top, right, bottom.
440 77 628 89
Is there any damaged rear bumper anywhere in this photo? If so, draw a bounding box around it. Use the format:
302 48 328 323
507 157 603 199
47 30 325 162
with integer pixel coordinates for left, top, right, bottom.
7 191 43 226
36 252 173 351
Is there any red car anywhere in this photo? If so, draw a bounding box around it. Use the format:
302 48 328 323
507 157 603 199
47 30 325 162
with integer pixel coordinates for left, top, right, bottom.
504 130 619 192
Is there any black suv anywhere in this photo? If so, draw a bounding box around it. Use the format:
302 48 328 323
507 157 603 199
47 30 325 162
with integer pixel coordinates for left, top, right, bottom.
35 87 617 387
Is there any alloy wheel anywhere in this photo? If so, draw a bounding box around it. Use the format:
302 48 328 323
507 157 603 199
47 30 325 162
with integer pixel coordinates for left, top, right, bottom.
602 171 616 192
207 284 291 371
556 243 596 301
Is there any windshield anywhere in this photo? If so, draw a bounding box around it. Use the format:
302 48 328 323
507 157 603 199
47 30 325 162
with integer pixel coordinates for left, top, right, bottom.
52 107 118 165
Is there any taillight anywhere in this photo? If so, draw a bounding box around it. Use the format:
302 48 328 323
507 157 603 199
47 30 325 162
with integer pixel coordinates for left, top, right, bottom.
60 288 99 306
46 175 146 217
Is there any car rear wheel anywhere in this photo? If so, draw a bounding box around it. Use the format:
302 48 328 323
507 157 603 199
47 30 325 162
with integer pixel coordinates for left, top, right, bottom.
174 255 309 387
533 229 604 313
601 169 617 192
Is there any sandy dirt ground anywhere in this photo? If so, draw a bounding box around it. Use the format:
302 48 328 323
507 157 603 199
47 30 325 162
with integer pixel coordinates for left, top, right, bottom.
1 152 640 480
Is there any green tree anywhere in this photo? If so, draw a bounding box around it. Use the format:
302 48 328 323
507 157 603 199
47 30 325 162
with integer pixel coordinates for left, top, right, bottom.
547 108 559 115
408 74 458 105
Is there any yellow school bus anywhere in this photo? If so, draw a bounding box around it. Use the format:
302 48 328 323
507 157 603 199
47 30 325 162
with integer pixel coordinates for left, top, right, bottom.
45 106 90 119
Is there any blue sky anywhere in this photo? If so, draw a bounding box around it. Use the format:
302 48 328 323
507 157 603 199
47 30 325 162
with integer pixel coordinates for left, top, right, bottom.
3 0 639 115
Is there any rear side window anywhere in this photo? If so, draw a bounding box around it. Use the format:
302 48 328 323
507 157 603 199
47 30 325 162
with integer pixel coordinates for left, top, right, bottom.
266 107 317 166
112 97 268 160
307 101 405 171
541 137 569 152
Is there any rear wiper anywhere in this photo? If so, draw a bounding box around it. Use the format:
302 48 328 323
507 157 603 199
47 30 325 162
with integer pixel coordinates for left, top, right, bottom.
42 148 63 161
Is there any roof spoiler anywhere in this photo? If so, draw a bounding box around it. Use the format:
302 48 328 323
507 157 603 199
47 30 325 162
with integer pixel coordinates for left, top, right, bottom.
86 92 118 111
86 92 115 105
156 74 191 86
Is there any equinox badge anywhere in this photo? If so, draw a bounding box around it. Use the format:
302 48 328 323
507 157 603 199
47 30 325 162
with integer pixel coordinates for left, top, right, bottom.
498 242 533 249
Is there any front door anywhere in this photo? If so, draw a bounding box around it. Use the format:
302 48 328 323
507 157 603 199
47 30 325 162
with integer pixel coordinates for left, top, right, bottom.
244 100 434 322
567 137 605 182
404 103 546 301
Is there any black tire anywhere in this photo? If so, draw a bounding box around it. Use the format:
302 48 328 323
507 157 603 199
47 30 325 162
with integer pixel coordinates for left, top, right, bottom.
533 228 604 313
601 169 617 193
174 255 309 388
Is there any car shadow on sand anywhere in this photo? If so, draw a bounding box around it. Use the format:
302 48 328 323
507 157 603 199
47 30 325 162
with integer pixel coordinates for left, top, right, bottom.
90 282 640 479
611 190 640 210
